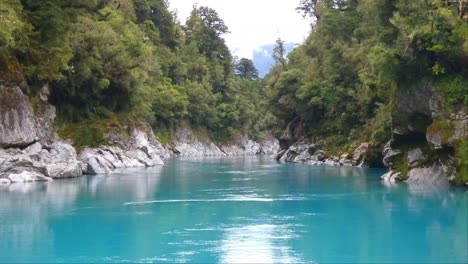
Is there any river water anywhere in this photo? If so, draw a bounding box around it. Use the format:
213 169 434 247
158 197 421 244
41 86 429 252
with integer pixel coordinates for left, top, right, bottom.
0 157 467 263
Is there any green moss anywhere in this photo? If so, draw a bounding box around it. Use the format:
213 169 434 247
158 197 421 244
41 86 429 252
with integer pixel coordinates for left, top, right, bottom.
209 127 235 145
58 117 124 152
427 119 455 145
0 57 23 84
454 140 468 185
155 132 172 146
435 75 468 106
392 153 409 180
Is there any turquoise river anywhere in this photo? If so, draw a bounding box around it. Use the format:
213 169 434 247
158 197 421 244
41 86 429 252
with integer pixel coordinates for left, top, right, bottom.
0 157 467 263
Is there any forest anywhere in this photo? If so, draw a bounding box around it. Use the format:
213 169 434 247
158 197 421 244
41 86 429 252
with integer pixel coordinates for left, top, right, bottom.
1 0 467 173
1 0 276 144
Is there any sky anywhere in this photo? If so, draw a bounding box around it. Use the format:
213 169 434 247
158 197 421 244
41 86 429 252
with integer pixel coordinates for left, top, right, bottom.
168 0 311 59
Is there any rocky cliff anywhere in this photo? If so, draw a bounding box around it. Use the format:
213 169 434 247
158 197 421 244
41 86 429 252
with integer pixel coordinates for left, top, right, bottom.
0 82 169 184
274 116 370 168
381 80 467 186
273 80 467 187
0 83 280 184
78 126 168 175
0 85 82 185
171 127 279 157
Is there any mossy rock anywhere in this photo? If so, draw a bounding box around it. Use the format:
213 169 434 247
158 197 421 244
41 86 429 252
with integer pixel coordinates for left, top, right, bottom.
427 119 455 147
453 140 468 185
58 116 125 152
392 153 410 180
0 57 24 85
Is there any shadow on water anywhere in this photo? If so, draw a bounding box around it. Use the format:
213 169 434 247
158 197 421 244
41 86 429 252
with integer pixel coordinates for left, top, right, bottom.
0 157 466 263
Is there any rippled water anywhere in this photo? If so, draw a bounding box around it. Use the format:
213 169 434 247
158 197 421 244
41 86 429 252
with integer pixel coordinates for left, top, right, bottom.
0 157 467 263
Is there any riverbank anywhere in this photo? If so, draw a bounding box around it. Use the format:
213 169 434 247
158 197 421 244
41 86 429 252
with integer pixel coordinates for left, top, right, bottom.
1 81 466 187
0 84 280 185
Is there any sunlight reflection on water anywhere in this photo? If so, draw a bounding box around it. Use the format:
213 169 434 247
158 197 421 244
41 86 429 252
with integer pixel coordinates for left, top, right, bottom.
219 224 304 264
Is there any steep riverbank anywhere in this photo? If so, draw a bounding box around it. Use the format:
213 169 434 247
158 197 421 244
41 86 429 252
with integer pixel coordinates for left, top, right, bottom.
0 83 279 185
274 80 467 187
1 80 466 187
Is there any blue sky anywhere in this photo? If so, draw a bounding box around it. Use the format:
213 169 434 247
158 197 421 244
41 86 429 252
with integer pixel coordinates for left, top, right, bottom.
168 0 311 59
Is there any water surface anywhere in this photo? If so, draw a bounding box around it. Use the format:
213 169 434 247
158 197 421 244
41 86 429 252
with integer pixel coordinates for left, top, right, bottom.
0 157 467 263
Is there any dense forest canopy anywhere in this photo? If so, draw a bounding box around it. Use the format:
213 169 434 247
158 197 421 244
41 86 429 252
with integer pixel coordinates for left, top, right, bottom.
0 0 276 142
267 0 467 146
0 0 466 147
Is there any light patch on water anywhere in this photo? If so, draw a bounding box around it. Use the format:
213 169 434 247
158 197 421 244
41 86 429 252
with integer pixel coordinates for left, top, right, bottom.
185 228 218 231
231 178 257 182
304 192 369 200
220 171 250 174
259 164 282 168
218 224 303 264
134 211 153 216
124 198 273 205
71 256 172 263
300 212 318 216
200 187 257 192
123 196 306 206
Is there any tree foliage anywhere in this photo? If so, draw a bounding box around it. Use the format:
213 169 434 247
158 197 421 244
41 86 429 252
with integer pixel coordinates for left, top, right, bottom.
268 0 466 145
234 58 258 80
1 0 275 142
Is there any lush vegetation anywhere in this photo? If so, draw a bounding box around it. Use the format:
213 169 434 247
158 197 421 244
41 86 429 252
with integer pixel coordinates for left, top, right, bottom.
0 0 275 142
1 0 466 177
265 0 467 163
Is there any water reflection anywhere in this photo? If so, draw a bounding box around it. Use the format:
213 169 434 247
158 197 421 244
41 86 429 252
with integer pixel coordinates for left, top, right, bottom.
0 157 466 263
87 166 163 201
0 180 83 262
220 224 302 263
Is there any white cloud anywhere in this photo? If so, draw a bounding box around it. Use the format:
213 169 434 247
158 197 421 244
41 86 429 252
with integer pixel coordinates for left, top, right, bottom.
168 0 311 59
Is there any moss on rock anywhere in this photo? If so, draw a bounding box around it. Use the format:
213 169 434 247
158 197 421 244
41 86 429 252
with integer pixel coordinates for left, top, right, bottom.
58 117 126 152
454 140 468 185
427 119 455 146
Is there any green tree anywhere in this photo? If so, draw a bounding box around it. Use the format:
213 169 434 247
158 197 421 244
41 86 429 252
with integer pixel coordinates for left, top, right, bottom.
273 38 287 68
234 58 258 80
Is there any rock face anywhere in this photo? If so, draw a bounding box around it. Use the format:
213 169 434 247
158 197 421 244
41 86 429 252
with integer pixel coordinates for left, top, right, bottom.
259 137 281 156
381 171 401 183
278 116 305 149
352 142 368 166
0 86 37 147
392 80 434 135
406 163 450 186
171 127 280 157
79 128 166 175
0 85 83 184
34 91 59 143
172 127 225 156
0 141 82 183
382 80 467 186
221 134 280 156
274 140 367 167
